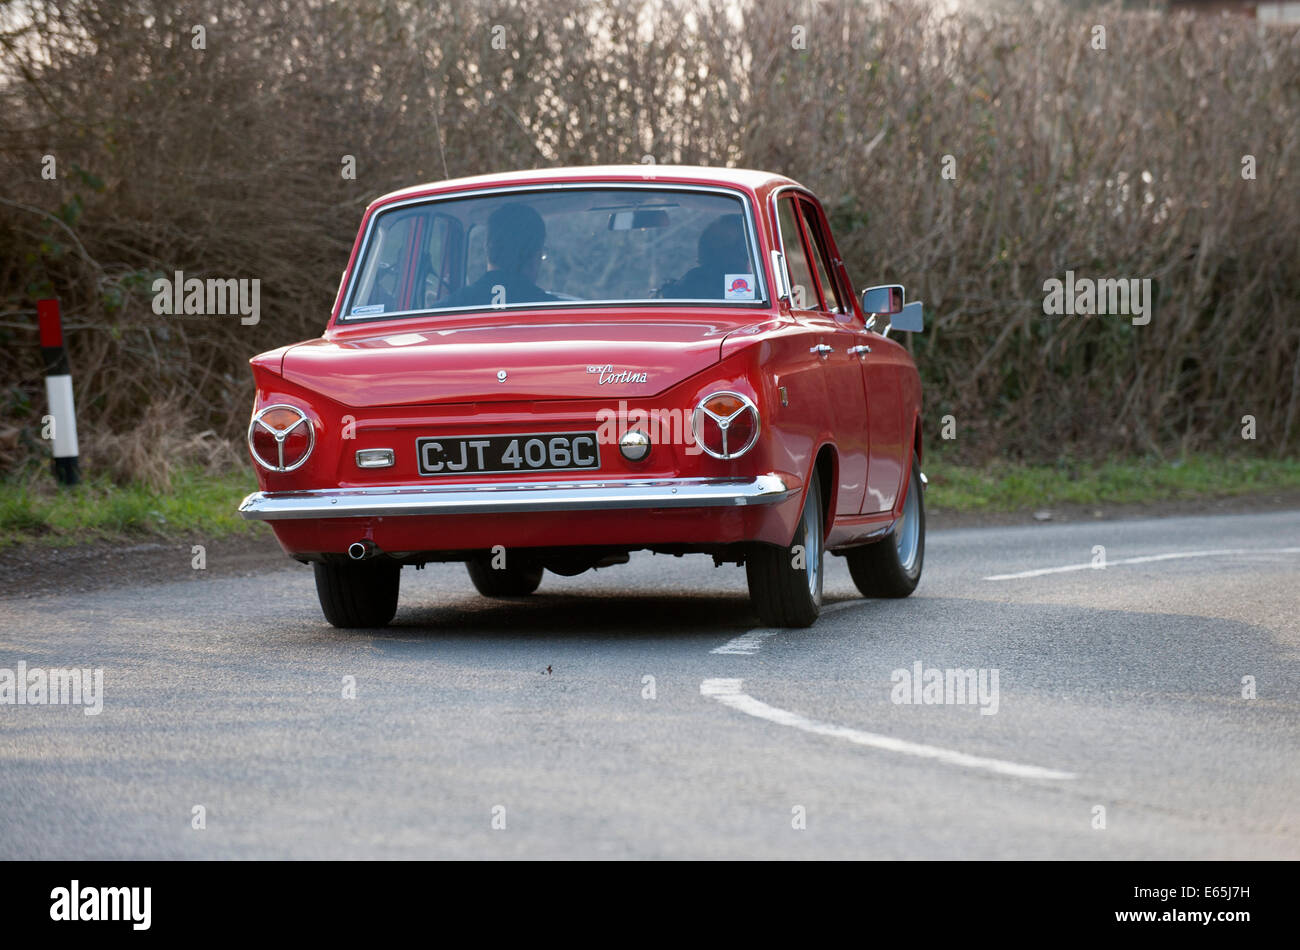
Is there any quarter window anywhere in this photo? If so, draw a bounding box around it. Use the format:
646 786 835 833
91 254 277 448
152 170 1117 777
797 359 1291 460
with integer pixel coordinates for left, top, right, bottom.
776 196 819 311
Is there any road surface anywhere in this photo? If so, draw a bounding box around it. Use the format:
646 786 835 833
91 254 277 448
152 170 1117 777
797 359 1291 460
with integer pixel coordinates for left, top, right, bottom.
2 509 1297 858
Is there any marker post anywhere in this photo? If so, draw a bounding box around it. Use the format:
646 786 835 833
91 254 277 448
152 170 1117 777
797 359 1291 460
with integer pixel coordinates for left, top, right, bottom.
37 298 80 486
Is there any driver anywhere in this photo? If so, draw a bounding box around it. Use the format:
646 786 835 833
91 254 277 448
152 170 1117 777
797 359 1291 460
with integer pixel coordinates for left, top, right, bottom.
443 202 556 308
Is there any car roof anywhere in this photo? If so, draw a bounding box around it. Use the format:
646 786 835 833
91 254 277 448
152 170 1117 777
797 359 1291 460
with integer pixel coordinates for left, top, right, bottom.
369 165 805 208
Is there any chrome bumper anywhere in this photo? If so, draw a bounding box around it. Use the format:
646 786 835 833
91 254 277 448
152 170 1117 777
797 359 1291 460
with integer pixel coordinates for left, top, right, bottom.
238 474 796 521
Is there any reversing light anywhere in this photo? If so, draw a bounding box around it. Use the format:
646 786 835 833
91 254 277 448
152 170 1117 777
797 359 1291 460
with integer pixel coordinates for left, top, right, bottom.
248 405 315 472
692 391 760 460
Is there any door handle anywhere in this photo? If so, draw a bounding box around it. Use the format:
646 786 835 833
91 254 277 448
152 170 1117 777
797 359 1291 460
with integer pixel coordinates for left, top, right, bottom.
848 344 872 355
810 344 834 358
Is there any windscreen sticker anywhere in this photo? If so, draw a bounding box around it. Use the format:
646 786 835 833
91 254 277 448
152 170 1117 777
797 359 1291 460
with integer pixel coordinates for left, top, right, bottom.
724 274 756 300
351 304 386 316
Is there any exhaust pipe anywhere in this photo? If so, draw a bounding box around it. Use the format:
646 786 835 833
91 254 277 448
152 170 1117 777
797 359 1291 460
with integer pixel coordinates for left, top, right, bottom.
348 540 376 561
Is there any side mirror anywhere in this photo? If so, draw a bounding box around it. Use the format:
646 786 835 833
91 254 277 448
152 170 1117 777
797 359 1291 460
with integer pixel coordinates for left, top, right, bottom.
861 284 904 315
890 301 924 333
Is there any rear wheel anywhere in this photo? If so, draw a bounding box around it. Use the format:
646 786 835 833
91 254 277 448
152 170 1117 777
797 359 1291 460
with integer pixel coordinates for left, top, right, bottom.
746 477 823 627
466 554 543 597
313 559 401 628
847 454 924 598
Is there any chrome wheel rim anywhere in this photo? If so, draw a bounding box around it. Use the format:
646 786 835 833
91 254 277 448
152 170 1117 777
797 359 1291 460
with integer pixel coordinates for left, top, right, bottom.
802 485 822 598
896 474 920 573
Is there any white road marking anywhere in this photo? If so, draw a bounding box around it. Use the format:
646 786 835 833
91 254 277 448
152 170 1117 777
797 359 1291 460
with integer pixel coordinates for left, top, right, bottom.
985 547 1300 581
709 601 866 655
700 678 1077 781
711 630 779 655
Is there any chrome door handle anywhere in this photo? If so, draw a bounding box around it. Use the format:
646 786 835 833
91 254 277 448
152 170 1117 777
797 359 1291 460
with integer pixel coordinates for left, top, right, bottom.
810 344 834 358
848 344 872 356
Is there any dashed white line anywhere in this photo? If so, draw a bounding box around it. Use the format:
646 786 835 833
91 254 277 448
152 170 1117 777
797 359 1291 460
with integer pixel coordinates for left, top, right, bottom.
700 678 1076 781
984 547 1300 581
711 629 779 655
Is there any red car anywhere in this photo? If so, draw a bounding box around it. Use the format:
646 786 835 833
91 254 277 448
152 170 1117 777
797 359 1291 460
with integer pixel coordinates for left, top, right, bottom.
239 166 926 628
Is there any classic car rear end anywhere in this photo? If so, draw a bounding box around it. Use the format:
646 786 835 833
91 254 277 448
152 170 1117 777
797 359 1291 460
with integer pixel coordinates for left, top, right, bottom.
239 166 926 628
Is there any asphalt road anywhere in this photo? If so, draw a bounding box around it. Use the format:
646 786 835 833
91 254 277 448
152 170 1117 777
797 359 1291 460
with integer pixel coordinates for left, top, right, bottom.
2 510 1297 859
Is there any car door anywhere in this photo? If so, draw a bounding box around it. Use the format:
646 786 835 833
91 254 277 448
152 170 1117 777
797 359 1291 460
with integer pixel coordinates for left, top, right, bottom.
858 335 907 514
775 193 868 518
799 199 906 515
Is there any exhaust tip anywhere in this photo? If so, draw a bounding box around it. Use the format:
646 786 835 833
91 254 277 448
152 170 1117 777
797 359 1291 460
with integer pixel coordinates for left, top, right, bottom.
348 541 373 561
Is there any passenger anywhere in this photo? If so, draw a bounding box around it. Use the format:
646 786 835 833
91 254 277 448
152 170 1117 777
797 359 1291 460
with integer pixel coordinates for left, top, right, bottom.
443 202 556 307
659 213 749 299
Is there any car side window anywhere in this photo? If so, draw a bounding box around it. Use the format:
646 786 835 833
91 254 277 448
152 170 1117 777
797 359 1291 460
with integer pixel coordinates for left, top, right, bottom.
798 198 844 316
776 196 820 311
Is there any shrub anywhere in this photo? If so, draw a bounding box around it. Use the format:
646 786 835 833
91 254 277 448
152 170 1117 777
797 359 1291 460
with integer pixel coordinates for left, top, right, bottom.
1 0 1296 478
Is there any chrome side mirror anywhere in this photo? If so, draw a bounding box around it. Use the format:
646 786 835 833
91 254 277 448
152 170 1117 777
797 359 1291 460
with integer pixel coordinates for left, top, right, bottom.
861 284 904 315
890 301 924 333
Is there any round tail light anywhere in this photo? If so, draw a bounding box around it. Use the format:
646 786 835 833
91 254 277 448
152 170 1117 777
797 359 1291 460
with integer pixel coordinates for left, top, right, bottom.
249 405 315 472
692 391 760 460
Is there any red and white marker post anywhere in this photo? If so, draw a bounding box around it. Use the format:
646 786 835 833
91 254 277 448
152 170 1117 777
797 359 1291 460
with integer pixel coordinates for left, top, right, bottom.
37 298 80 486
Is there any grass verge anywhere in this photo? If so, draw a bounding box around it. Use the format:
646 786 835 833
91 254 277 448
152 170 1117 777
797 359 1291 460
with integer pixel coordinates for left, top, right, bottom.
2 455 1298 549
0 468 260 549
925 455 1300 513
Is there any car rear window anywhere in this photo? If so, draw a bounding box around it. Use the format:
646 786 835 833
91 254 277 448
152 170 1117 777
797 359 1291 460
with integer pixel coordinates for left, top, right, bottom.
342 186 766 319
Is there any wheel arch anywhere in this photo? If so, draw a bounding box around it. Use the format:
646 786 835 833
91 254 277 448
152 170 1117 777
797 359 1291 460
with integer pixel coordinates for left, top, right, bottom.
812 443 836 539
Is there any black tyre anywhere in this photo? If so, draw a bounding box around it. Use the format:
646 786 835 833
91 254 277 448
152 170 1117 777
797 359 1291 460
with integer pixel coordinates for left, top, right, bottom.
746 476 824 627
313 559 401 628
466 554 543 597
847 454 924 598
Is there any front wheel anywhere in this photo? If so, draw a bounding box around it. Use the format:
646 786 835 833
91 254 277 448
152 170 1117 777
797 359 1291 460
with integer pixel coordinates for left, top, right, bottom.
746 477 824 627
313 559 401 628
846 453 925 598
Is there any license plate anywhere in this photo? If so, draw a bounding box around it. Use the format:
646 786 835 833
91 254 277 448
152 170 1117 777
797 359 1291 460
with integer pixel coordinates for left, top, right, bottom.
415 431 601 476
